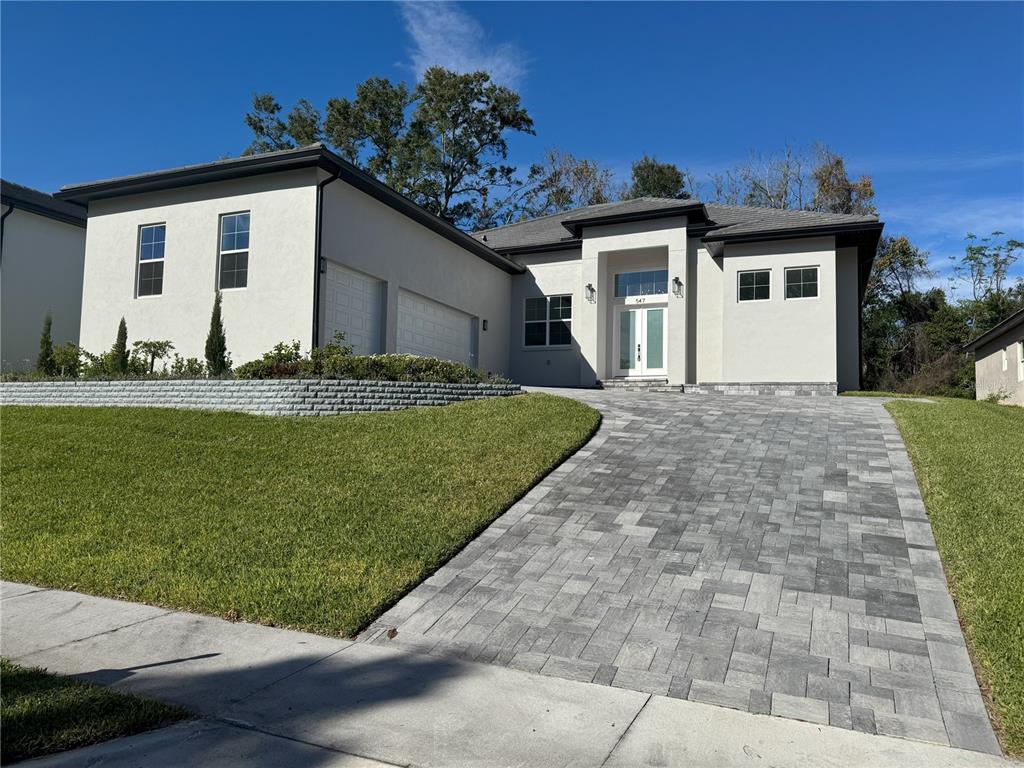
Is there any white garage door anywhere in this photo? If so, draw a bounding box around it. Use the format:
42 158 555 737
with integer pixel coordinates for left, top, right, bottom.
397 290 475 366
323 262 383 355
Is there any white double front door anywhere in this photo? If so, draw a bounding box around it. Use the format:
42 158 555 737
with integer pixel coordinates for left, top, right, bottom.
614 304 667 378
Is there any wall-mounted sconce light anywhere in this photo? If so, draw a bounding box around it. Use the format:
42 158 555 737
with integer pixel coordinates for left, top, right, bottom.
585 283 596 303
672 276 684 297
482 319 488 331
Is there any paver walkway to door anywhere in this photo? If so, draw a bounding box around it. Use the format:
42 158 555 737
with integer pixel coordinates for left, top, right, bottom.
361 390 999 754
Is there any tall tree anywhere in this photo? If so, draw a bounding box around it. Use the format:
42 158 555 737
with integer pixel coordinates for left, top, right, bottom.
955 231 1024 333
497 149 613 224
111 317 129 374
205 291 230 376
810 144 876 215
36 313 56 376
622 155 690 200
243 68 535 230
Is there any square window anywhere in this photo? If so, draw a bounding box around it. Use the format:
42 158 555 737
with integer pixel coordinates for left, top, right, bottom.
220 252 248 290
549 320 572 345
524 322 547 346
738 270 770 301
138 260 164 296
525 297 548 322
785 266 818 299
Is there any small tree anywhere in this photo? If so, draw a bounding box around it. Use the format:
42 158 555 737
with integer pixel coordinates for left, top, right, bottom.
111 317 129 374
52 342 82 378
205 291 230 375
133 339 175 374
36 314 56 376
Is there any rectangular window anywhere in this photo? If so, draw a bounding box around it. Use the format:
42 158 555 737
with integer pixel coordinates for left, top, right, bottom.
738 269 770 302
137 223 166 297
218 212 250 290
524 295 572 347
614 269 668 298
1017 341 1024 383
785 266 819 299
1002 348 1009 372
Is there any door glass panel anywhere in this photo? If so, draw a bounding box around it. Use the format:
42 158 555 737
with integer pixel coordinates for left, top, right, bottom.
645 308 663 370
618 311 636 370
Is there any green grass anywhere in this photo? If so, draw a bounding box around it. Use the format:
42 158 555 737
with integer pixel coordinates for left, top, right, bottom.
0 394 599 637
886 398 1024 756
0 658 188 763
840 390 926 398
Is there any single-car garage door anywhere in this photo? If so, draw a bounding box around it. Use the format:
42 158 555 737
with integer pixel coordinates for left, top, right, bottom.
397 290 476 366
323 262 383 355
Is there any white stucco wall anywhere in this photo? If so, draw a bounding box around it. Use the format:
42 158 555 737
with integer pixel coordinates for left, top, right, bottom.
319 175 511 376
720 236 838 383
1 208 86 371
974 333 1024 405
79 170 318 366
509 249 583 386
692 244 724 384
836 246 861 391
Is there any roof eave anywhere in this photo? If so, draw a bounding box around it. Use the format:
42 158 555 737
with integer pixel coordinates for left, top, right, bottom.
54 146 523 275
962 308 1024 353
560 203 707 238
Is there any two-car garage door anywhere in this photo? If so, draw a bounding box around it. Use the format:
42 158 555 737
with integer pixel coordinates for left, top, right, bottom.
397 289 475 366
322 262 475 366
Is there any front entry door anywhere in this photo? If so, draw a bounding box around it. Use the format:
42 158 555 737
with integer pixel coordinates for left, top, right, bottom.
615 305 667 377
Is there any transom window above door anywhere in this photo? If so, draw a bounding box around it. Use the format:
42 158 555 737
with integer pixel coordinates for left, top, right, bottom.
614 270 668 298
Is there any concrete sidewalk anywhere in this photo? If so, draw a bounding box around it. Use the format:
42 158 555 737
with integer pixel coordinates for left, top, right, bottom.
1 582 1010 767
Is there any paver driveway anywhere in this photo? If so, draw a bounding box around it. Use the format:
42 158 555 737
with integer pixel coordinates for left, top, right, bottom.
361 390 999 754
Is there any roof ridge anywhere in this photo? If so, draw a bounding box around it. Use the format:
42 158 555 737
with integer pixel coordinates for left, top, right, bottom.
473 199 621 235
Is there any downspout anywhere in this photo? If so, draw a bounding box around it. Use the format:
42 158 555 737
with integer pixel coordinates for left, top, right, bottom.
0 205 14 266
312 169 341 349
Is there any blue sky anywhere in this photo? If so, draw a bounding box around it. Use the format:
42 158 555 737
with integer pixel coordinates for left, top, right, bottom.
3 1 1022 292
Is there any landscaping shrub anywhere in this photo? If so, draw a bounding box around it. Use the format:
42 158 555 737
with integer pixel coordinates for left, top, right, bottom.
205 291 231 375
235 334 502 383
111 318 129 374
36 314 56 376
169 355 207 378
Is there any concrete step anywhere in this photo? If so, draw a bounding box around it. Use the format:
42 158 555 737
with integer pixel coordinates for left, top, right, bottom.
598 379 678 392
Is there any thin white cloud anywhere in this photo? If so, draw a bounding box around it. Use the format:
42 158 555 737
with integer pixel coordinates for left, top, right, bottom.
883 194 1024 240
400 2 526 88
855 151 1024 176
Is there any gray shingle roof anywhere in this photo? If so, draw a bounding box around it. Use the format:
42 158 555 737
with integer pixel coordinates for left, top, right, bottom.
473 197 880 252
1 179 87 227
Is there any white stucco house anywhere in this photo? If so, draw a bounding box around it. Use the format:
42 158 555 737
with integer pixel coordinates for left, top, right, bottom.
963 307 1024 405
56 144 883 392
1 180 88 372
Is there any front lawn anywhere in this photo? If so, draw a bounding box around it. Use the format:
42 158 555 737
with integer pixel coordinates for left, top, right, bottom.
887 398 1024 756
1 394 599 637
0 658 188 763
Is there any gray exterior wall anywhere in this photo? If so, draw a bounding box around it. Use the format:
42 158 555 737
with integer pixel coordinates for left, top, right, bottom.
1 379 521 415
1 208 86 372
974 331 1024 405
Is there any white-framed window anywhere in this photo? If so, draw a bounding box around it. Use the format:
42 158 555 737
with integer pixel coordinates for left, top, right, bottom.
1002 348 1009 372
524 295 572 347
136 223 166 297
738 269 770 302
218 211 250 290
785 266 819 299
1017 340 1024 383
614 269 668 298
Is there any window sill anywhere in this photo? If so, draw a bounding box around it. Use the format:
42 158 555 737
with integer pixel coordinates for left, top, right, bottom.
521 345 574 351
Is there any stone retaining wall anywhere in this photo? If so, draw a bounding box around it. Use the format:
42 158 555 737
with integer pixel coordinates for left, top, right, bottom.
682 382 838 396
0 379 521 415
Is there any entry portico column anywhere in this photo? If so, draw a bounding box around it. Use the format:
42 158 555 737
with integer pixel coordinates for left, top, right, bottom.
578 245 607 386
667 230 687 386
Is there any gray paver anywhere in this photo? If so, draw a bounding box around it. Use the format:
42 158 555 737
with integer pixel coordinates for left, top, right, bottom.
359 390 998 753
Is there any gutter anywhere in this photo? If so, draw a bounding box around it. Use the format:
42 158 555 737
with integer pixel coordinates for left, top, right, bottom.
312 169 341 349
0 204 14 265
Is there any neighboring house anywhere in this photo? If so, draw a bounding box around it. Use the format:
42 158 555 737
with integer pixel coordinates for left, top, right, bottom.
1 180 87 372
56 145 883 392
963 307 1024 405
